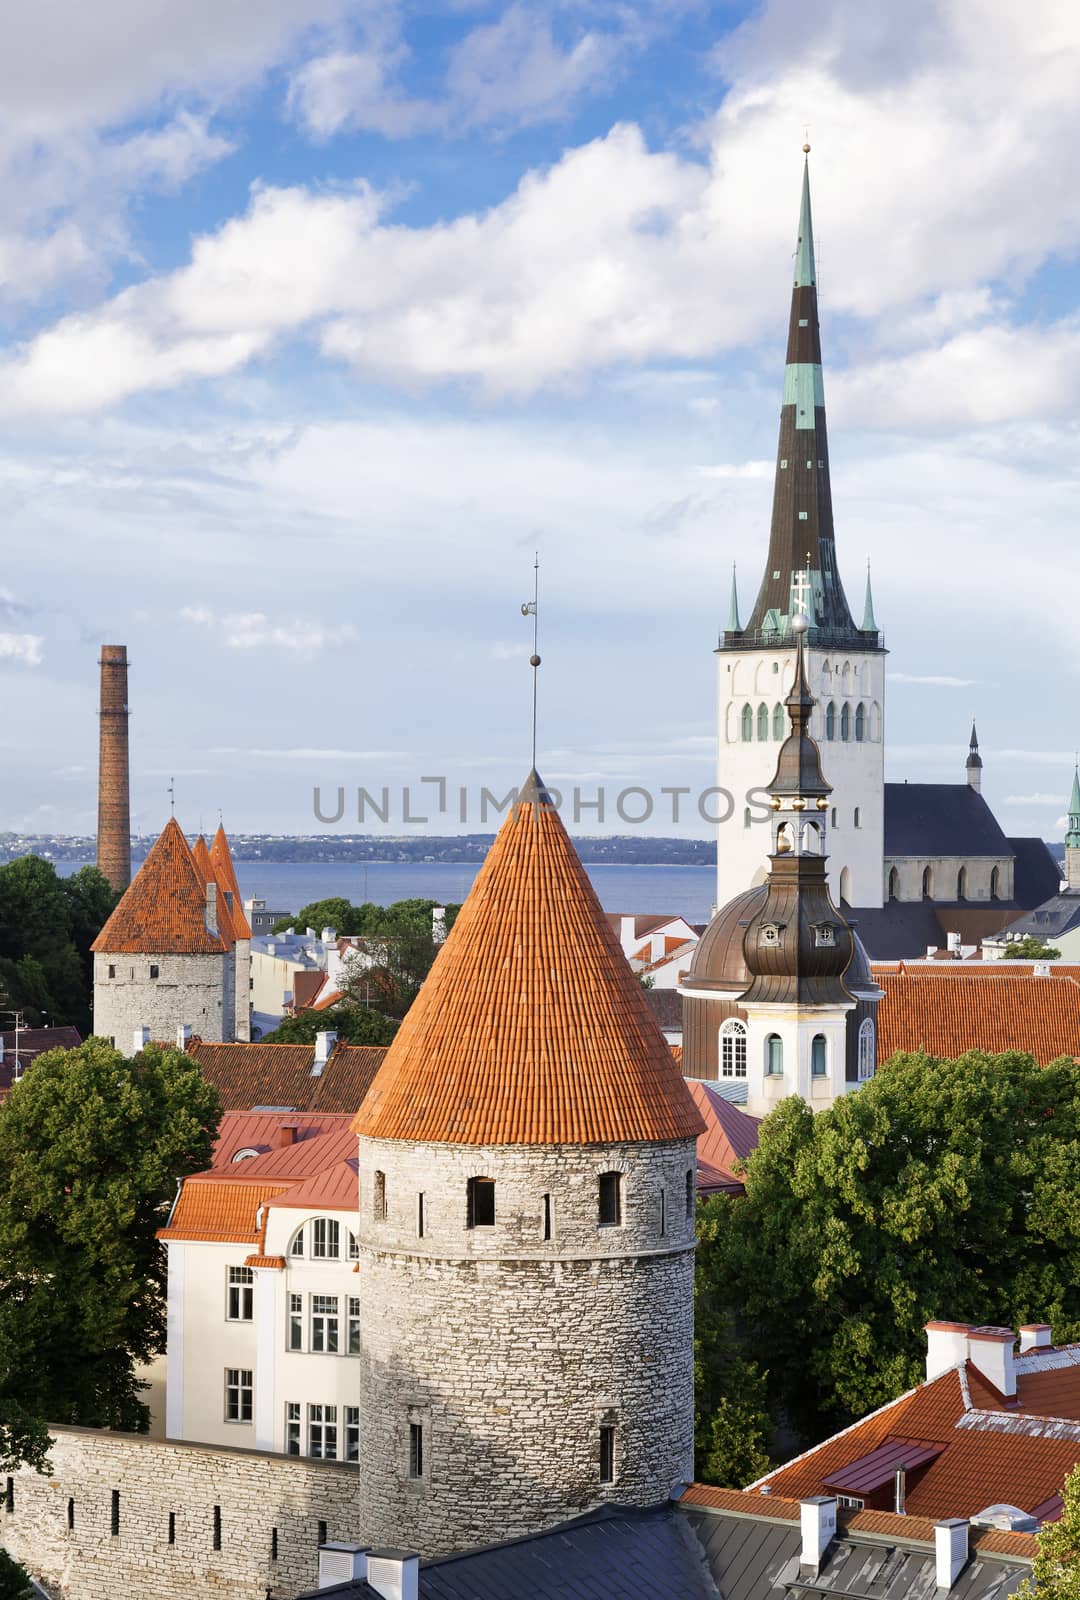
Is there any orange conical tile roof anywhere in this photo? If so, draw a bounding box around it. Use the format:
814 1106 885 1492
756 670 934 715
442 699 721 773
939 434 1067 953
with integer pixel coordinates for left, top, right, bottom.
191 833 239 946
353 772 705 1147
210 824 252 939
92 817 229 956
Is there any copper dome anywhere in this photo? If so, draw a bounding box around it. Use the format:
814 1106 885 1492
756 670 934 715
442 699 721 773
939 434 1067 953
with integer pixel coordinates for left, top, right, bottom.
684 885 767 993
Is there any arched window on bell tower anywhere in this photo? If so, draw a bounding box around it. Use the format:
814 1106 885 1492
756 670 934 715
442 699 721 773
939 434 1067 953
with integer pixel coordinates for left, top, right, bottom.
757 702 769 740
840 703 851 741
957 865 967 900
990 865 1001 900
772 702 784 739
922 865 934 900
825 702 836 740
888 867 900 900
741 704 753 741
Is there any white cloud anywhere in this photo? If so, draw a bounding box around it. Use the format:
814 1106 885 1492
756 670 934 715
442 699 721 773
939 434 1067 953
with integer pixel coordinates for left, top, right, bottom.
1003 793 1069 807
890 672 975 688
0 632 43 665
180 605 355 654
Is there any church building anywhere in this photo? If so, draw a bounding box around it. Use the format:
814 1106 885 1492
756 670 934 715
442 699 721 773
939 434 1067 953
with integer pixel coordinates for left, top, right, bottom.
716 154 1059 957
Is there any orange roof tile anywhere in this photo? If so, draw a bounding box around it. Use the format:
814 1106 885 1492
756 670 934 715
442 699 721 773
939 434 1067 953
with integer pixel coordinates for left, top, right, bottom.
162 1179 290 1243
244 1254 286 1269
876 970 1080 1066
186 1039 387 1114
210 825 252 939
92 817 229 956
354 771 706 1147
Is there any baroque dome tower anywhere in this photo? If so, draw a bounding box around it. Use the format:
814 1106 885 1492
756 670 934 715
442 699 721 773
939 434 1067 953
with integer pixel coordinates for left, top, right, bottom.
353 771 704 1556
683 615 880 1110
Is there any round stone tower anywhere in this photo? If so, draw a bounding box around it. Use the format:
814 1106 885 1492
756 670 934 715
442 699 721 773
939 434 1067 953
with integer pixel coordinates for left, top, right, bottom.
353 771 705 1557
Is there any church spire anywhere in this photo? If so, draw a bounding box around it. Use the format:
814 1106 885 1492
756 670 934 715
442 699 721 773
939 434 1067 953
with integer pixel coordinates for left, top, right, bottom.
726 564 742 633
862 562 878 632
726 149 868 651
1066 764 1080 850
966 719 983 792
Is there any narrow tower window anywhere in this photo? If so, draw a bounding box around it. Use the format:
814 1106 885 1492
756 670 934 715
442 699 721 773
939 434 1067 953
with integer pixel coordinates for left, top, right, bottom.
957 865 967 900
409 1422 424 1479
811 1035 827 1078
417 1193 425 1239
67 1498 75 1532
888 867 900 900
990 865 1001 900
825 702 836 740
741 704 753 741
855 702 865 741
659 1189 666 1236
599 1425 616 1484
772 702 784 739
598 1171 622 1227
757 702 769 741
542 1193 552 1241
922 866 933 900
858 1019 876 1081
840 703 851 741
685 1170 694 1220
373 1170 387 1221
466 1176 495 1228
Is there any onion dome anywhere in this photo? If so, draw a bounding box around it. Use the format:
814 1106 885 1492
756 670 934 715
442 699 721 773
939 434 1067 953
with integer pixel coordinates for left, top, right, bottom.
354 770 705 1147
685 885 766 993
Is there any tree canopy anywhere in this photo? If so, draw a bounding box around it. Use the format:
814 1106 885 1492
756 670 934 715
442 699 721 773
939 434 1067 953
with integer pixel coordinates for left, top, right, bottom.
275 897 461 1019
1004 935 1062 961
0 1549 34 1600
1016 1461 1080 1597
695 1050 1080 1454
0 858 118 1032
262 1003 398 1047
0 1038 220 1431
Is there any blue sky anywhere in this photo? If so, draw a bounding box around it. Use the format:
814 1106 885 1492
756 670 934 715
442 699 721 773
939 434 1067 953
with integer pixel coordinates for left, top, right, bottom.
0 0 1077 842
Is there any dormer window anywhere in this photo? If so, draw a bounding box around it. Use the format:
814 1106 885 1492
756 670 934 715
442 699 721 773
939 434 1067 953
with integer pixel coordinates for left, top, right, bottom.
760 922 782 946
813 923 835 947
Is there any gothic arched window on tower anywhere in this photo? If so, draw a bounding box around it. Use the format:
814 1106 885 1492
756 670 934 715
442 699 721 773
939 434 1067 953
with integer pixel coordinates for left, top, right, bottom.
826 702 836 740
765 1034 784 1076
811 1035 827 1077
466 1176 495 1228
840 703 851 741
858 1018 876 1081
598 1171 623 1227
720 1018 747 1078
839 867 853 904
741 704 753 741
855 702 865 741
957 866 967 900
757 702 769 740
772 702 784 739
888 867 900 900
922 866 934 900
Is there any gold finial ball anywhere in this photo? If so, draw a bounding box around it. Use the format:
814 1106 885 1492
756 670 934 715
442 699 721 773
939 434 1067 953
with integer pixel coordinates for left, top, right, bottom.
803 142 811 154
530 654 541 668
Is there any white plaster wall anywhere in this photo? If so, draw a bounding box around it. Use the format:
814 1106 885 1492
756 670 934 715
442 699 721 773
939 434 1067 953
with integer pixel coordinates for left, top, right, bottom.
886 855 1013 904
717 647 885 912
250 952 314 1018
741 1004 853 1118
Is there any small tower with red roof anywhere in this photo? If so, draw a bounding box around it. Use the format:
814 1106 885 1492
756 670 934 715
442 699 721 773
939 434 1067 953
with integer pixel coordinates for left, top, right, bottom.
91 817 249 1046
352 771 705 1556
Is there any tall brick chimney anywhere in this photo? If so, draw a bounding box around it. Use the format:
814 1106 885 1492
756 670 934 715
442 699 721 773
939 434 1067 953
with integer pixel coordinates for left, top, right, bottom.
97 644 131 893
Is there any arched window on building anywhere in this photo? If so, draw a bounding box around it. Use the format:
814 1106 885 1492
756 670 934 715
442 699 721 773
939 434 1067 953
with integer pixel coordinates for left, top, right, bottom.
598 1171 623 1227
922 866 933 900
765 1034 784 1076
720 1018 747 1078
888 867 900 900
810 1035 827 1077
840 703 851 741
741 704 753 741
743 807 752 829
466 1176 495 1228
772 702 785 739
825 702 836 740
990 865 1001 900
757 702 769 740
855 702 865 741
801 821 821 854
858 1018 876 1081
957 865 967 900
839 867 852 904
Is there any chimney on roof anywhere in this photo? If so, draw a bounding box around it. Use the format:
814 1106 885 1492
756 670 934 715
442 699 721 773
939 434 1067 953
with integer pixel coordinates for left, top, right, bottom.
364 1551 420 1600
277 1122 300 1148
799 1497 836 1577
1020 1324 1052 1353
317 1543 369 1589
926 945 938 958
132 1026 151 1053
968 1326 1017 1398
320 926 336 943
1034 962 1051 978
619 915 636 951
935 1519 969 1591
176 1023 191 1051
893 1465 906 1516
433 906 447 945
925 1321 970 1381
205 880 218 936
312 1031 337 1076
947 931 961 955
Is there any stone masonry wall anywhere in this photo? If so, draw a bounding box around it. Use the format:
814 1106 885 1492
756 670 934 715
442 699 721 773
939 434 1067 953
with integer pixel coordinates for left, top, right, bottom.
92 951 230 1046
356 1136 698 1556
0 1427 357 1600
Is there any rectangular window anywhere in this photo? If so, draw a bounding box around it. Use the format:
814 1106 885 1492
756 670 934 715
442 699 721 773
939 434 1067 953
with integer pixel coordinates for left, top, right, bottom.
542 1193 552 1241
837 1494 864 1509
288 1292 303 1351
467 1176 495 1228
417 1192 425 1239
373 1171 387 1221
271 1527 278 1562
212 1505 221 1552
149 964 159 979
798 510 808 520
68 1498 75 1532
598 1171 622 1228
4 1478 12 1514
659 1189 666 1236
107 964 116 978
224 1367 253 1423
346 1405 360 1463
111 1489 120 1536
599 1425 616 1484
348 1296 361 1355
311 1295 339 1354
409 1422 424 1479
167 1511 175 1545
285 1402 301 1456
308 1404 338 1460
312 1218 340 1259
226 1265 254 1321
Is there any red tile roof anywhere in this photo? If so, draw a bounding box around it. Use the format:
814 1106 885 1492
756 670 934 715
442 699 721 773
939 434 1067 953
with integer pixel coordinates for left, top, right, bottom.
165 1179 290 1243
876 970 1080 1065
688 1080 761 1189
757 1356 1080 1522
355 774 705 1147
210 825 252 939
186 1039 387 1114
92 818 229 955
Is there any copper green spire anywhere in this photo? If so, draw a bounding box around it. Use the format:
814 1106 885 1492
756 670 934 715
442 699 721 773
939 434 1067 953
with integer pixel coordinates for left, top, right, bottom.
861 561 877 633
1067 764 1080 850
726 563 742 633
794 148 816 288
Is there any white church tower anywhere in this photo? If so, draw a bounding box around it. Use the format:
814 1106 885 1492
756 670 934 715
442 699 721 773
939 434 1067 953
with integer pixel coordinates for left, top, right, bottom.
716 151 885 911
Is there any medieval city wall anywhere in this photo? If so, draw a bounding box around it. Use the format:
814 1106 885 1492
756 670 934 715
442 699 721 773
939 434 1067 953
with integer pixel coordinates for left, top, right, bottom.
0 1426 356 1600
91 951 230 1046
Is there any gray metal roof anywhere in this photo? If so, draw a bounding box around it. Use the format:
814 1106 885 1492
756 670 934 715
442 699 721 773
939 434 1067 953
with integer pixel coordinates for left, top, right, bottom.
884 785 1011 858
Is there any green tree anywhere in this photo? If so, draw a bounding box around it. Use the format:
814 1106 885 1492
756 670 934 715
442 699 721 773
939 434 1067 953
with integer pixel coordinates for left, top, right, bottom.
0 1038 220 1430
0 1400 51 1473
262 1004 399 1047
0 856 117 1033
61 865 120 1001
0 1549 34 1600
695 1195 772 1485
1004 935 1062 961
274 897 357 935
1016 1461 1080 1597
708 1051 1080 1446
